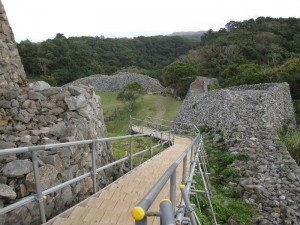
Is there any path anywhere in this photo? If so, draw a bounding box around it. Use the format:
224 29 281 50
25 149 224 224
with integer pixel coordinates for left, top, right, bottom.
46 128 191 225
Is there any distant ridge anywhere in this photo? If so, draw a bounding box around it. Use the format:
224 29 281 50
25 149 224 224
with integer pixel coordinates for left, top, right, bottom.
167 31 206 40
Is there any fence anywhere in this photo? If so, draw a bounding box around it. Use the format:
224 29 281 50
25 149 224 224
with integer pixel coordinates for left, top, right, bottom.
0 128 173 224
131 118 217 225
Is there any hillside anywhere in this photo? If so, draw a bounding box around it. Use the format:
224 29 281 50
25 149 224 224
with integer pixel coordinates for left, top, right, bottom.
17 35 198 86
175 17 300 98
17 17 300 99
167 31 206 40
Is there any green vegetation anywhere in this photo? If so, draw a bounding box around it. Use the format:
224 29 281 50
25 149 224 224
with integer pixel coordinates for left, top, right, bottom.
110 136 162 162
162 61 198 98
98 92 179 167
178 17 300 98
294 100 300 124
117 82 144 111
279 125 300 165
98 92 182 135
18 17 300 99
18 34 198 86
193 129 256 224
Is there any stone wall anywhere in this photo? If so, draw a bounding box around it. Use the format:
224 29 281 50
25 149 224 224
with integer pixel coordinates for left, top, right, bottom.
186 76 218 96
64 72 165 93
0 0 27 88
173 83 300 224
0 82 114 224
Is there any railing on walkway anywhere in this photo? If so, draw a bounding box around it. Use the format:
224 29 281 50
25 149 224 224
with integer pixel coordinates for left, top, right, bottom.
131 118 217 225
131 116 199 137
0 128 173 224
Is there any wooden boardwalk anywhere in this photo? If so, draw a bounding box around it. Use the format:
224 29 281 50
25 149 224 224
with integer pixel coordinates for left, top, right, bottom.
46 128 191 225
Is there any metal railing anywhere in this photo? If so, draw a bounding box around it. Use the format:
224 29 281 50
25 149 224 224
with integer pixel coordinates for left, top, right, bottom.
131 133 201 225
131 118 217 225
0 127 173 224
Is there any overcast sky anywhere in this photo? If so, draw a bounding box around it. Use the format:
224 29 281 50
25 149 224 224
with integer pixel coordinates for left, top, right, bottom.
2 0 300 42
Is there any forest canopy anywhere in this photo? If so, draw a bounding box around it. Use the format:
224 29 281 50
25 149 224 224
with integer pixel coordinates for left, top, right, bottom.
18 35 198 86
18 17 300 99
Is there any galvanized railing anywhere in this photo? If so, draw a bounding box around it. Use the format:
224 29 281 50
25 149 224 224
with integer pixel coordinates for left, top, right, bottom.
0 127 173 224
131 133 201 225
131 118 217 225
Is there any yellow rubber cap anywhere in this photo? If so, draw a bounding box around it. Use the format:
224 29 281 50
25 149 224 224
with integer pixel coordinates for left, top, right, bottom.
131 207 145 221
160 199 171 204
179 184 186 189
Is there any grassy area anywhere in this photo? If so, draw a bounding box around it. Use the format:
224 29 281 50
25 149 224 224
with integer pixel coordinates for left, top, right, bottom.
192 128 256 224
279 125 300 165
98 92 180 167
98 92 182 135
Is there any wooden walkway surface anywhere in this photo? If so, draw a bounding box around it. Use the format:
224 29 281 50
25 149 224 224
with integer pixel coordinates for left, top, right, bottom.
46 127 191 225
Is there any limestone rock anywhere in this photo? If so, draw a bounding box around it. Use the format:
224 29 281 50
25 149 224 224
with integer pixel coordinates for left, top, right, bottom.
64 94 87 111
28 81 50 91
40 155 64 173
0 140 15 149
49 122 67 137
26 165 58 192
14 110 30 123
28 91 47 101
3 90 18 100
41 87 62 96
2 159 33 177
0 183 16 200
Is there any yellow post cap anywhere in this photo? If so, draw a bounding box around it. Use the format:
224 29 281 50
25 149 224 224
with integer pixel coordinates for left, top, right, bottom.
179 184 186 189
131 206 145 221
160 199 172 204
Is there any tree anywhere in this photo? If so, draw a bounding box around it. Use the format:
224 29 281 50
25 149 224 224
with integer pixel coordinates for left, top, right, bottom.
162 61 197 98
117 82 144 111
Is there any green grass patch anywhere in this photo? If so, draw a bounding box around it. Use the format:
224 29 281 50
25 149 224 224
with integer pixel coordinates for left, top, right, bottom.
98 92 182 134
294 100 300 125
279 124 300 165
192 130 256 224
109 135 168 172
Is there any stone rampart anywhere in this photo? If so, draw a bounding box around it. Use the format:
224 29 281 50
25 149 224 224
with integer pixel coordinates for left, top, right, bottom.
173 83 300 224
0 1 27 88
64 72 165 93
0 83 114 224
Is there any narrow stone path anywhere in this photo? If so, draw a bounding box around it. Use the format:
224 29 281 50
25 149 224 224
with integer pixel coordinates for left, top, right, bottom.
46 128 191 225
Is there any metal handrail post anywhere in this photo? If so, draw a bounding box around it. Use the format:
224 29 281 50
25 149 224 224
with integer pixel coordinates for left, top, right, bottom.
160 200 175 225
180 185 197 225
31 150 46 223
130 135 133 170
182 155 187 183
173 133 175 145
135 217 147 225
130 115 132 133
190 145 194 168
150 134 153 158
168 131 171 147
170 170 176 212
91 141 97 193
160 132 163 152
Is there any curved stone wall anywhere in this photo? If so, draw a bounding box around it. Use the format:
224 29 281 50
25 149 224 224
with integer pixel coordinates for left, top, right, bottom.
0 83 114 224
173 83 300 224
64 72 165 93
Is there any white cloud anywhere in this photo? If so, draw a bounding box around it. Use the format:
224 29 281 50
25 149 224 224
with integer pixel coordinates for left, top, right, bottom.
2 0 300 42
